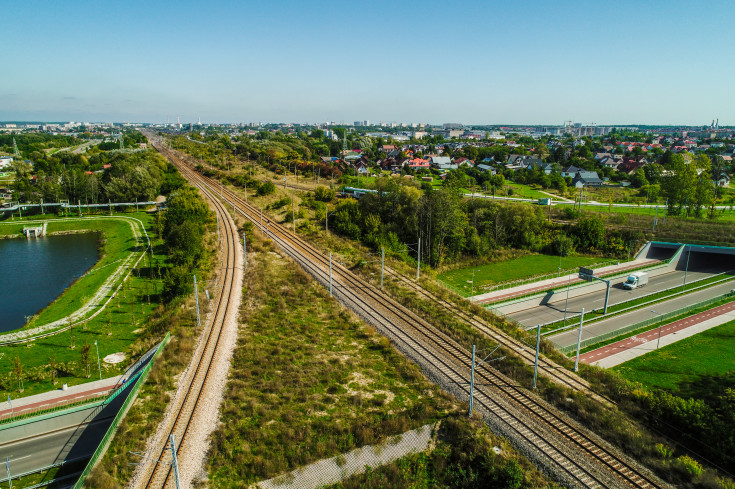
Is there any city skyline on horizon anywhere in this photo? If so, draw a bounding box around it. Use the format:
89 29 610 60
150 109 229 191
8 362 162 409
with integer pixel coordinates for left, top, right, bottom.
4 0 735 125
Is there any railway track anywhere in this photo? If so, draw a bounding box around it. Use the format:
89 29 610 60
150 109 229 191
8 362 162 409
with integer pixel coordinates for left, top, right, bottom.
379 264 615 406
134 152 240 489
153 139 668 489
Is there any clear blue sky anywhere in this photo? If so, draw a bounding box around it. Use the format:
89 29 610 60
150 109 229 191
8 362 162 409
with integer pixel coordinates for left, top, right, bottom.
4 0 734 125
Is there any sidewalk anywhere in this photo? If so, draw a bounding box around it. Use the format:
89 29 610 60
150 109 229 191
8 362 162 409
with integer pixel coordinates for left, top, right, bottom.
579 301 735 368
473 258 661 305
0 375 122 422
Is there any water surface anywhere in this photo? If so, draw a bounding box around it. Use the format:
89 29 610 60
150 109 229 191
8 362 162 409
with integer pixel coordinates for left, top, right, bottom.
0 233 99 332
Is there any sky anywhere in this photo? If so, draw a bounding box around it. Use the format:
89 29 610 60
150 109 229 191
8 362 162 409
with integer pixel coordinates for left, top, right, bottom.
3 0 734 125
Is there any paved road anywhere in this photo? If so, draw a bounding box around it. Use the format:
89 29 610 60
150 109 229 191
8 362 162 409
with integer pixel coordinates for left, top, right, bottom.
0 415 111 477
549 279 735 349
503 250 735 327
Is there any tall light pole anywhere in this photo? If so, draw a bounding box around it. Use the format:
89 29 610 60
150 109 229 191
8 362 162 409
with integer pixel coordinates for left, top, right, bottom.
470 269 480 297
5 457 12 489
574 308 585 372
94 340 102 380
562 272 572 327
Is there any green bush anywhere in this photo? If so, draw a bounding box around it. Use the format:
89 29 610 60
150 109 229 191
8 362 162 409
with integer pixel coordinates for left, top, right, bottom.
676 455 703 478
257 181 276 196
270 197 291 210
314 186 336 202
654 443 673 459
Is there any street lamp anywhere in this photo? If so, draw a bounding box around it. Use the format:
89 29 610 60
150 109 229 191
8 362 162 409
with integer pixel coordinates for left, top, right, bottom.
651 310 664 349
94 340 102 380
470 269 481 297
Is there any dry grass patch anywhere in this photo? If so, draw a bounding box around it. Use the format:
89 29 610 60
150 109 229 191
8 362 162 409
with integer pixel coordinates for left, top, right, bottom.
206 233 456 488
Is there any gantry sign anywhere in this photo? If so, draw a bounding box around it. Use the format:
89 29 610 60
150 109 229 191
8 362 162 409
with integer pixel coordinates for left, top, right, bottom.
578 267 611 314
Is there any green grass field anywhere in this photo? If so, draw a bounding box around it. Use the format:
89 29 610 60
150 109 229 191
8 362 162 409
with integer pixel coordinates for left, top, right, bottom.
0 213 165 400
614 318 735 391
206 238 454 487
505 182 552 200
438 253 610 294
0 214 148 329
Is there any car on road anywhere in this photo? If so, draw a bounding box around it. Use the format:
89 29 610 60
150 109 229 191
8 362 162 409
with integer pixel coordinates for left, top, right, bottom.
623 271 648 290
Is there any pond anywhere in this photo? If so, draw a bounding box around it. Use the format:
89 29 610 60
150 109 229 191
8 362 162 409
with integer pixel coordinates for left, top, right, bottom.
0 233 99 332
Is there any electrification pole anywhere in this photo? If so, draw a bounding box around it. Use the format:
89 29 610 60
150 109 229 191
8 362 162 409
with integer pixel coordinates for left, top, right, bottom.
193 275 201 327
533 324 541 389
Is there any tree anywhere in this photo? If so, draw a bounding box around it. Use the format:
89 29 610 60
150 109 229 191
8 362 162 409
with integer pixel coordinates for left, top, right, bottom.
49 352 58 385
574 216 605 251
80 341 92 378
12 356 23 392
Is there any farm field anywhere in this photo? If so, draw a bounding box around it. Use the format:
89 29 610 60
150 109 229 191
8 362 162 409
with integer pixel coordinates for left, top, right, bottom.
438 253 609 295
614 318 735 391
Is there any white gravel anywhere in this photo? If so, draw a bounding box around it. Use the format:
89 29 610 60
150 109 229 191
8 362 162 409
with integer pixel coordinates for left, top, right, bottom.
177 224 243 488
127 207 242 489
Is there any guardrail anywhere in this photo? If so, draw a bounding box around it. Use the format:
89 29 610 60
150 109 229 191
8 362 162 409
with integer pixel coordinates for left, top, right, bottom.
0 392 108 425
557 291 735 355
72 333 170 489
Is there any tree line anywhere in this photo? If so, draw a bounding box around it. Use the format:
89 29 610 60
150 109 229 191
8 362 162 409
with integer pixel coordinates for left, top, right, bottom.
327 178 643 267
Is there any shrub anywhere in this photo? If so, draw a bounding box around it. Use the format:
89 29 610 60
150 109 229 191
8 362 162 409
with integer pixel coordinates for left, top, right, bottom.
676 455 703 478
270 197 291 210
314 186 336 202
257 181 276 196
654 443 673 459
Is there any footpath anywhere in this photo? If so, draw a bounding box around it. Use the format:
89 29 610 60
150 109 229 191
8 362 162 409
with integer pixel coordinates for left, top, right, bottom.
0 376 122 422
579 300 735 368
472 258 661 305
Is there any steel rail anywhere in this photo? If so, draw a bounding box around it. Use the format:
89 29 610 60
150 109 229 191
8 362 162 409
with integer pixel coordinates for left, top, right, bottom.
156 141 666 489
138 162 239 489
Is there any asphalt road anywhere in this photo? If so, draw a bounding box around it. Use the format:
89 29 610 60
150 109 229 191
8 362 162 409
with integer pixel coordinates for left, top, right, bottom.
505 252 735 327
0 414 111 478
549 279 735 349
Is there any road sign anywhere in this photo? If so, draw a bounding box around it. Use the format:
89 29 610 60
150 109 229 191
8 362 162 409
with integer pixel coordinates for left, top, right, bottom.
579 267 594 281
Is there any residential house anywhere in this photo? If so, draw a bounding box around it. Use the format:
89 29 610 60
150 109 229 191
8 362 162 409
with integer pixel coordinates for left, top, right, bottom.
476 164 496 174
526 159 554 174
572 171 603 188
715 173 731 187
429 156 457 171
599 157 621 170
560 165 583 178
454 157 474 167
408 158 430 170
618 158 647 175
